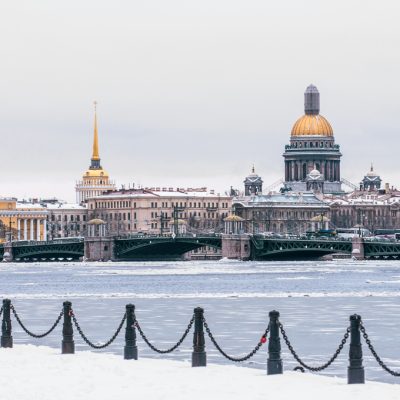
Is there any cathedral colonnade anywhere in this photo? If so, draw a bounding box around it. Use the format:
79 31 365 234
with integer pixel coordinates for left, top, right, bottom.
284 159 341 182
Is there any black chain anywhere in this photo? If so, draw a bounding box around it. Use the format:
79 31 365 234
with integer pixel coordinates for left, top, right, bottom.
279 323 350 371
360 323 400 377
10 305 63 338
135 316 194 354
203 317 270 362
71 311 126 349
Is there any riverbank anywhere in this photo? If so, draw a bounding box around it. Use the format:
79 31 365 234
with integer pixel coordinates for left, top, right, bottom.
0 345 398 400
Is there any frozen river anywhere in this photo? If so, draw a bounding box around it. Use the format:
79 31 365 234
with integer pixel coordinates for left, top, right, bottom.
1 259 399 384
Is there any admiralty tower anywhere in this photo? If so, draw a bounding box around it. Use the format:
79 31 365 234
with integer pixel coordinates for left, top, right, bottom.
75 103 116 204
282 84 342 194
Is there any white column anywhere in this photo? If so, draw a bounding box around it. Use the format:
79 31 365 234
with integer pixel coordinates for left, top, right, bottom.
36 219 41 241
43 219 47 241
17 219 21 240
30 219 34 240
24 219 27 240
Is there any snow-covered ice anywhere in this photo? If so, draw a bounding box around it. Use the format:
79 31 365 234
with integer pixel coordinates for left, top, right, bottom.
1 260 400 384
0 345 398 400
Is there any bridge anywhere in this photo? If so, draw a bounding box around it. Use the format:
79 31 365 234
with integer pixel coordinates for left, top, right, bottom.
1 239 84 262
1 235 400 261
364 241 400 259
114 235 222 260
251 236 353 260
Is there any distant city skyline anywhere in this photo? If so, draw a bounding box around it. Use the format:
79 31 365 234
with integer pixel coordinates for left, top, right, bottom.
1 0 400 201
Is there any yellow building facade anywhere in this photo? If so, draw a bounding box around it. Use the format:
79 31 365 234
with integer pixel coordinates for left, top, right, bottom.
0 198 48 242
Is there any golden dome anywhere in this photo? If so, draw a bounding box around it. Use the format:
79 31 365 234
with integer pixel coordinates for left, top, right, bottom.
169 219 186 225
224 215 244 222
88 218 106 225
291 114 333 136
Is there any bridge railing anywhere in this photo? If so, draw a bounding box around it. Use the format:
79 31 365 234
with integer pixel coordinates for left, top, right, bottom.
1 299 399 383
253 234 353 242
116 233 221 240
12 238 84 247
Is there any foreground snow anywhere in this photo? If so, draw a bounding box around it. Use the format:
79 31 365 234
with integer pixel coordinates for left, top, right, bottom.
0 346 398 400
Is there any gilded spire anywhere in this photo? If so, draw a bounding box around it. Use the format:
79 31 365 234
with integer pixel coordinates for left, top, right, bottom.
92 101 100 161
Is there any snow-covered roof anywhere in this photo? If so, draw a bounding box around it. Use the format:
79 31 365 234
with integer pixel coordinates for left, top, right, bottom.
16 203 46 210
327 191 400 206
234 192 328 208
45 203 87 210
92 188 231 200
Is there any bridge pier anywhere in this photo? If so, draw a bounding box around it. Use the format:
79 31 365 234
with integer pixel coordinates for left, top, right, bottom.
2 243 13 262
84 237 114 261
351 237 365 260
221 234 251 260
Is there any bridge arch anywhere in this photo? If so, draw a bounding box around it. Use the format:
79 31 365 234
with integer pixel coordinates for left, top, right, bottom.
115 236 222 260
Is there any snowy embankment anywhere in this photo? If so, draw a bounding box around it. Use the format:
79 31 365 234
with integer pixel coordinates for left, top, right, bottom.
1 346 398 400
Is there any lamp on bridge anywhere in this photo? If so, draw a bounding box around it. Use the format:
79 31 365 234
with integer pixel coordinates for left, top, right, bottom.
7 217 15 243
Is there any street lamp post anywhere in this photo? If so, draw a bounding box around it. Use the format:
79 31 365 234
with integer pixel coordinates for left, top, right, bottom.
8 217 15 243
320 211 325 232
172 206 185 237
160 212 166 236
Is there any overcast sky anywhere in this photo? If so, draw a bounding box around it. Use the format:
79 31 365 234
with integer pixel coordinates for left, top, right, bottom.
1 0 400 201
